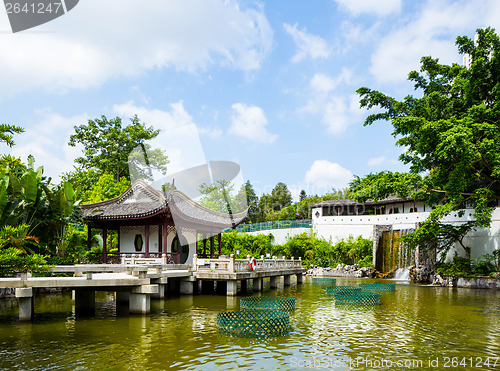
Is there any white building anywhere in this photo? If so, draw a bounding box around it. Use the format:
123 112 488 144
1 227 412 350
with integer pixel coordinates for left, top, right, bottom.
310 198 500 272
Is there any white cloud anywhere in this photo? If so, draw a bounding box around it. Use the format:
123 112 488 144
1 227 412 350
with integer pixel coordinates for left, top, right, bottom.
229 103 278 143
198 126 223 139
333 0 401 17
301 71 363 134
305 160 353 190
7 102 212 181
310 73 337 94
0 0 273 98
367 156 388 166
368 155 397 166
283 23 331 62
323 94 364 134
338 21 381 53
9 109 88 181
113 101 209 176
113 101 194 132
370 0 500 85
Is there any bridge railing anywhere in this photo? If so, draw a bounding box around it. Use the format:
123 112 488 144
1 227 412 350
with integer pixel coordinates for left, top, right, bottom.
87 252 180 265
193 254 303 273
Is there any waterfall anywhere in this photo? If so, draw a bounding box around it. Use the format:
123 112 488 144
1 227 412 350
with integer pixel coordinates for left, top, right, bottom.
394 267 410 280
379 228 415 277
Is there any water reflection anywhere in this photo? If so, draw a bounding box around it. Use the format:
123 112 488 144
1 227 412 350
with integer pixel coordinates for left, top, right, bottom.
0 280 499 370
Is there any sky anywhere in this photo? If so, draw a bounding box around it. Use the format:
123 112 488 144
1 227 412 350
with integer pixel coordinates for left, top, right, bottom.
1 0 500 200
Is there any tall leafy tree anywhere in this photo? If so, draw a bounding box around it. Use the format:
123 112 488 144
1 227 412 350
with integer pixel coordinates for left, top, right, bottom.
355 27 500 259
349 171 422 202
68 115 168 183
269 182 292 211
0 124 24 147
86 172 131 203
235 180 259 223
199 180 241 214
299 190 306 202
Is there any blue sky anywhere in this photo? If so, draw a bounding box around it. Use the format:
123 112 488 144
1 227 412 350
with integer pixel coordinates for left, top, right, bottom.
1 0 500 200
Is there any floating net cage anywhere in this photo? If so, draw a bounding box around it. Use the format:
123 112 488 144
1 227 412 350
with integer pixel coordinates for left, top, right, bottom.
216 310 290 337
326 286 361 295
334 292 380 306
358 283 396 292
240 296 296 311
312 277 336 284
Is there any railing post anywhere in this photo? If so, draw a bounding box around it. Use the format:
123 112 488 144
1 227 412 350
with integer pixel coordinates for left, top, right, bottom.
298 257 302 267
291 256 294 268
19 272 27 283
192 254 197 272
229 254 235 273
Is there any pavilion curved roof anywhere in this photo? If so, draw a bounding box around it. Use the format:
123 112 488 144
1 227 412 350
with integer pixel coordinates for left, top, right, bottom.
81 179 247 229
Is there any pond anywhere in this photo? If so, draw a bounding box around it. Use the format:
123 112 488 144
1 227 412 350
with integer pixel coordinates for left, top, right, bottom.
0 278 499 370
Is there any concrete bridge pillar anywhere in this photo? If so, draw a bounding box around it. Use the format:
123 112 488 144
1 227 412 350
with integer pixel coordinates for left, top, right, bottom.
16 288 33 321
269 276 278 289
180 279 195 295
152 284 166 299
252 277 263 292
129 285 158 314
296 273 303 284
283 275 291 287
227 281 237 296
74 289 95 317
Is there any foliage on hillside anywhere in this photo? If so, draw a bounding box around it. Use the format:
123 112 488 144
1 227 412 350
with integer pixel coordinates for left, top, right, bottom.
202 231 372 268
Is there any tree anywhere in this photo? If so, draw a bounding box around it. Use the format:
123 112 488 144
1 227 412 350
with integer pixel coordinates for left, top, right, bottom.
198 180 246 215
0 155 82 256
269 182 292 211
61 166 101 199
257 193 271 222
43 181 81 256
68 115 168 182
0 124 24 147
356 27 500 259
299 190 306 202
349 171 422 202
86 173 131 203
235 180 259 223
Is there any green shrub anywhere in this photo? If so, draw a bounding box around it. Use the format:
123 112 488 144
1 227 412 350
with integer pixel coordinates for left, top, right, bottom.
216 231 372 269
0 248 49 276
436 254 499 277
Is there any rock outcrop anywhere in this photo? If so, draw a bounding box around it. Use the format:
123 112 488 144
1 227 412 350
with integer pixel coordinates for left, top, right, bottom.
432 274 500 289
409 265 434 284
306 264 375 278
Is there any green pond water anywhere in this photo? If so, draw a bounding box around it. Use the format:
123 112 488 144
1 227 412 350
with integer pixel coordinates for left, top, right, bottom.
0 278 499 370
